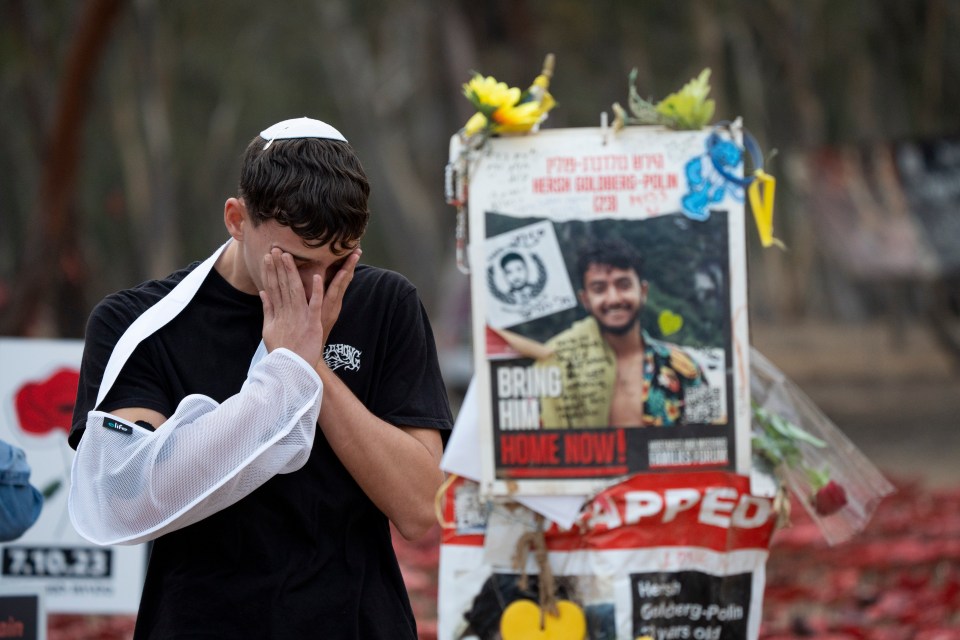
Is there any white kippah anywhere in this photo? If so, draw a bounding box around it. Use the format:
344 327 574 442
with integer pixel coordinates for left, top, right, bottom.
260 117 347 149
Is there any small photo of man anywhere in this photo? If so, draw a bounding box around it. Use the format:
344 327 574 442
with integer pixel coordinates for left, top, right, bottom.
499 252 537 304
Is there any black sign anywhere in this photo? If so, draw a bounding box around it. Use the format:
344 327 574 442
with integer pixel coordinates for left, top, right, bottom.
631 570 751 640
3 546 113 579
0 594 41 640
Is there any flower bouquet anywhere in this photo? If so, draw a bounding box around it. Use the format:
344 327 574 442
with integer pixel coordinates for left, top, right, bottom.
750 347 895 545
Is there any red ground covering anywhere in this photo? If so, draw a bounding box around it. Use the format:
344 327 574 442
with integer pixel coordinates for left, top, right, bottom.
760 478 960 639
47 478 960 639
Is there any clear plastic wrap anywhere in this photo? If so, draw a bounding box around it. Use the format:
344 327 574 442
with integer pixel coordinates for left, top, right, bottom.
750 347 896 545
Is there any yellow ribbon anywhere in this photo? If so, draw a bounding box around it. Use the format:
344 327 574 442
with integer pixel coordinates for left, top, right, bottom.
747 169 785 249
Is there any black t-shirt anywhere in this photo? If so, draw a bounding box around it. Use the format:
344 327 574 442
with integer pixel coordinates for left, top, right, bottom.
70 261 453 639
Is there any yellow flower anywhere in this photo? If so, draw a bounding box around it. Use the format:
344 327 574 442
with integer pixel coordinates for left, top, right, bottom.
655 68 715 130
463 74 521 115
492 99 551 132
461 60 557 137
463 112 488 137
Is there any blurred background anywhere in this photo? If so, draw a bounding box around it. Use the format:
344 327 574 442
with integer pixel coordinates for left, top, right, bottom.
2 1 959 637
2 0 958 483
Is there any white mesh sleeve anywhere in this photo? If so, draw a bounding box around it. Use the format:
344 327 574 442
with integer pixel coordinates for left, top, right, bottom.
68 348 322 546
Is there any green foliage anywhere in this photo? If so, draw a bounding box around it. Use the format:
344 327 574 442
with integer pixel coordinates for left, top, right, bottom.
653 68 716 130
624 68 664 126
751 402 826 469
618 68 716 130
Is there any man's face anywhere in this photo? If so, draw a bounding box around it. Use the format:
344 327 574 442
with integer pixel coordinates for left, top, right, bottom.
239 209 357 303
578 263 647 335
502 258 529 290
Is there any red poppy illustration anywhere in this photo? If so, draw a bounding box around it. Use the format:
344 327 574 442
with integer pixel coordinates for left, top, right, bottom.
14 368 80 436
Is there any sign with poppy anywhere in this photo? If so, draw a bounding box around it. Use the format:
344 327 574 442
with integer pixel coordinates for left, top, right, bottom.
0 338 146 614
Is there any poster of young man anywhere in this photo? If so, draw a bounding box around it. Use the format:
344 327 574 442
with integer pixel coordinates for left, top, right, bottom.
459 125 750 496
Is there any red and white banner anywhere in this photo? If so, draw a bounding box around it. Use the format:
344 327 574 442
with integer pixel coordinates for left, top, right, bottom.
438 472 775 640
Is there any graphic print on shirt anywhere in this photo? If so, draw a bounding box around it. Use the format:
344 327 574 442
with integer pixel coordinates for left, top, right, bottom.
324 343 361 372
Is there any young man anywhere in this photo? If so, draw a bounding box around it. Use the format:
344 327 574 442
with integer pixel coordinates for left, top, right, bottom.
500 252 535 304
538 237 704 428
68 118 453 638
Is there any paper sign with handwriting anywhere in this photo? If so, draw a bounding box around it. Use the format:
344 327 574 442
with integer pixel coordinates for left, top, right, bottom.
453 125 750 496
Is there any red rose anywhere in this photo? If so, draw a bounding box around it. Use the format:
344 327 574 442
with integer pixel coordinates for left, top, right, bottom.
812 480 848 516
14 368 80 437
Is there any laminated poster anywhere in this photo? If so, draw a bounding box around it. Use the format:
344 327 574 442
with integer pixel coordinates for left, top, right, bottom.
461 126 751 496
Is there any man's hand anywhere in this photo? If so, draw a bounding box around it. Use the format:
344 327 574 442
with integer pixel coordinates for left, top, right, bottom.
320 248 361 345
259 249 325 367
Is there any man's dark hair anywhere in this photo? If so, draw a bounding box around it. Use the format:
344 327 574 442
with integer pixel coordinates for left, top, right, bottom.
239 137 370 252
575 237 645 286
500 251 526 270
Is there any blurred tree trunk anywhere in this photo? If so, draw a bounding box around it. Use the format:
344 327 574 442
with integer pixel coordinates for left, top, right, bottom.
742 1 828 320
5 0 55 156
132 0 177 278
919 0 946 133
106 0 178 281
1 0 125 337
312 0 462 307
